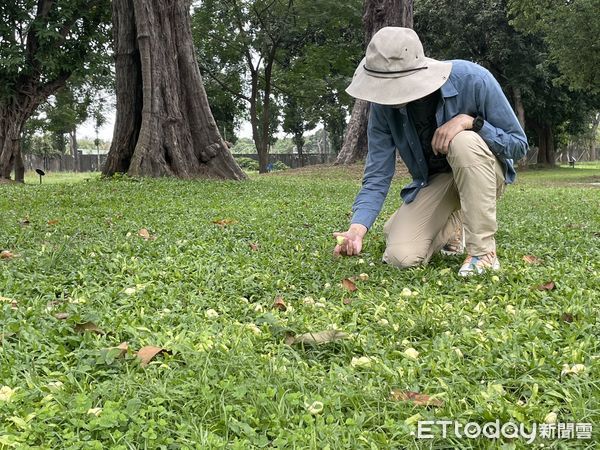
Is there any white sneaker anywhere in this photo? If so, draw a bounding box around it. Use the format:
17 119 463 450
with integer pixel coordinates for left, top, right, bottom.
441 225 465 256
458 252 500 276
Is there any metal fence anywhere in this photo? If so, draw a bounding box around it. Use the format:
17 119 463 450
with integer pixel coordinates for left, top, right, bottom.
234 153 336 168
23 152 336 173
24 153 108 173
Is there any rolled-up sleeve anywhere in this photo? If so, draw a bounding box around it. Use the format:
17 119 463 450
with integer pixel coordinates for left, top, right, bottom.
350 105 397 230
476 73 529 161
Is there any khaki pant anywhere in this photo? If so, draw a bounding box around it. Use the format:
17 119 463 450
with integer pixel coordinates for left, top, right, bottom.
382 131 505 268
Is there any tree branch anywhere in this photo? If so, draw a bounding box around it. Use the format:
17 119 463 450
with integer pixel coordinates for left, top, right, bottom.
26 0 55 71
198 63 251 102
228 0 257 74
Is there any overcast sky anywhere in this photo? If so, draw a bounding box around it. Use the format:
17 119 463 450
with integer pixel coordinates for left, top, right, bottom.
78 109 255 142
78 109 292 142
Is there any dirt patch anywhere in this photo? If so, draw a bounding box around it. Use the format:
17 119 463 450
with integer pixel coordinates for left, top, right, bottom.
265 161 410 181
582 175 600 183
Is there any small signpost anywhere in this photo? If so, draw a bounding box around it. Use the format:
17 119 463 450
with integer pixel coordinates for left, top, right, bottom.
36 168 46 184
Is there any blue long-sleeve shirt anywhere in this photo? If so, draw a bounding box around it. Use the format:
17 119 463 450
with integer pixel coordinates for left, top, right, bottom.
351 59 529 230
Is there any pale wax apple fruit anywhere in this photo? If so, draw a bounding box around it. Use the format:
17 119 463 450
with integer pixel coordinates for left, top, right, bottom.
336 236 345 246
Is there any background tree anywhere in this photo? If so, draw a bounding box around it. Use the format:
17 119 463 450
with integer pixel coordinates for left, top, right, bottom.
103 0 245 179
194 0 362 172
414 0 599 166
335 0 413 165
508 0 600 94
0 0 111 181
192 0 297 173
274 0 362 157
281 96 317 165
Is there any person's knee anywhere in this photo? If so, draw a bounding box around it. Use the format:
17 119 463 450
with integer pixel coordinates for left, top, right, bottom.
383 243 428 268
448 131 492 166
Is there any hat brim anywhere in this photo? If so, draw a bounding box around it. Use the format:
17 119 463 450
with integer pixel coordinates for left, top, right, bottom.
346 57 452 105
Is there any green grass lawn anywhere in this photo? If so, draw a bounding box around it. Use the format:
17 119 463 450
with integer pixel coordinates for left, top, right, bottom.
1 164 599 449
22 171 101 185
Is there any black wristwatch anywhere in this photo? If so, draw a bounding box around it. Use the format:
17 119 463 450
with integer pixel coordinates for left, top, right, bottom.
472 115 484 132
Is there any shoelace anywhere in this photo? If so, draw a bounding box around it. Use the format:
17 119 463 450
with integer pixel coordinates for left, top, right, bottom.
464 252 496 267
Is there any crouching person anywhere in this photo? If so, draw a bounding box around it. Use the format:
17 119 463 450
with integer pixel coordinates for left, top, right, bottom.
333 27 528 276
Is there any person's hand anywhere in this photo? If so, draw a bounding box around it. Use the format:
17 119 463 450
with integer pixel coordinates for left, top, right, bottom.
431 114 473 155
333 224 367 257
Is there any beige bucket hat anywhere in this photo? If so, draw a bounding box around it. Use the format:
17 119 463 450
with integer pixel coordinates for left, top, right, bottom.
346 27 452 105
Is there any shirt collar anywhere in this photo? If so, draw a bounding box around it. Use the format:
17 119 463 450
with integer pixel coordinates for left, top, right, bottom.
440 77 458 98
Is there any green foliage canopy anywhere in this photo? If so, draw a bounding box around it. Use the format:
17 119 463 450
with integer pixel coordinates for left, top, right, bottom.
0 0 112 100
508 0 600 93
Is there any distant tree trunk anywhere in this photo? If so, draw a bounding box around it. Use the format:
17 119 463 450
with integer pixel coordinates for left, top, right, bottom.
513 87 526 129
70 128 80 172
590 113 599 161
324 109 344 155
293 131 305 167
534 123 556 166
336 0 413 165
512 86 528 170
103 0 245 179
322 128 330 154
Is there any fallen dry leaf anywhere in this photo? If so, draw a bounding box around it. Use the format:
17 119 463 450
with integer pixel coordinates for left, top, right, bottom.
285 330 349 346
272 296 287 312
560 312 575 323
213 218 237 227
565 223 585 229
523 255 541 265
113 342 129 358
47 219 59 225
341 278 357 292
249 242 259 251
390 389 444 407
138 228 155 240
537 281 556 291
74 321 104 335
54 312 69 320
137 346 168 366
0 251 17 260
342 298 352 305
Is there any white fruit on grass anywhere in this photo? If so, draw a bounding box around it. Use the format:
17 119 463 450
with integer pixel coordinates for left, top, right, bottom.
336 236 345 245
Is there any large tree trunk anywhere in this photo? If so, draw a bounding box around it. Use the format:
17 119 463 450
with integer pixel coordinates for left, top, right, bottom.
0 100 35 182
535 123 556 167
335 101 370 164
103 0 245 179
336 0 413 165
0 108 22 181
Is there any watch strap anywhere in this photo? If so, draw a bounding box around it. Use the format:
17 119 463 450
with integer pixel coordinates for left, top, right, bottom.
472 115 484 132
